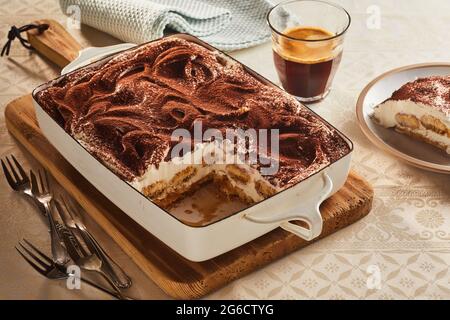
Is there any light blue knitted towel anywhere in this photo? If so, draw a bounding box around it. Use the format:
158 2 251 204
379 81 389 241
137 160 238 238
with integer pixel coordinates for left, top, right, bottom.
59 0 273 51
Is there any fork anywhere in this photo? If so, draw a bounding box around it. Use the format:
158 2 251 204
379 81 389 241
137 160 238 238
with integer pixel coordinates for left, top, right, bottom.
55 197 132 289
15 238 128 300
59 225 126 299
1 155 44 213
30 169 69 265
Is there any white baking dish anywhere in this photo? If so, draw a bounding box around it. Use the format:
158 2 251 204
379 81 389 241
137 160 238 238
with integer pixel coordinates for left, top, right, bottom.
32 34 353 262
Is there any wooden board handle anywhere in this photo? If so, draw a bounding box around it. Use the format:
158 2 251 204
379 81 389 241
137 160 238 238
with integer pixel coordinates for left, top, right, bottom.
26 19 82 68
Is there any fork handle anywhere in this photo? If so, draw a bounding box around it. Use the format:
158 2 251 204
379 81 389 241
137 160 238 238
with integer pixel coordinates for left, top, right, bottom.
44 202 69 265
97 269 126 300
77 276 133 300
85 231 132 288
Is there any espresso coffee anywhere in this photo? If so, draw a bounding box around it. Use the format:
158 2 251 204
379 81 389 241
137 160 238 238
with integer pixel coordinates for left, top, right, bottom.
273 26 342 100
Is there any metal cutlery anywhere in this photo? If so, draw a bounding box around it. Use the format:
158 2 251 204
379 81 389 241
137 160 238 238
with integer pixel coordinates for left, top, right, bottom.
3 154 132 297
29 169 69 265
55 197 132 289
59 223 126 299
1 155 67 239
1 155 45 213
15 238 129 300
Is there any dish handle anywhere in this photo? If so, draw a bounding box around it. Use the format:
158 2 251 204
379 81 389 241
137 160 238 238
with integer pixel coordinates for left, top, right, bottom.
244 171 333 241
61 43 137 75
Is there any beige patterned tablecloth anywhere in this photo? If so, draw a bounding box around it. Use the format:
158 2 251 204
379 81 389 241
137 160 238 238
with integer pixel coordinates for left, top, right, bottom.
0 0 449 300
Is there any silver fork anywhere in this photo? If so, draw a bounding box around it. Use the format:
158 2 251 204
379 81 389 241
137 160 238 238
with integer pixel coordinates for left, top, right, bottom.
30 169 69 265
55 197 132 289
1 155 44 213
59 226 126 299
15 238 128 300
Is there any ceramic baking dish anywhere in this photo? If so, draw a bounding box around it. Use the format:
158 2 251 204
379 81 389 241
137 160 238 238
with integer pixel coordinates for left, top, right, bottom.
32 34 353 262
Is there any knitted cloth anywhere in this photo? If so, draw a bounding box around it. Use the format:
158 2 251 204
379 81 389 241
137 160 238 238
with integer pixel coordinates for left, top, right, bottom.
59 0 273 51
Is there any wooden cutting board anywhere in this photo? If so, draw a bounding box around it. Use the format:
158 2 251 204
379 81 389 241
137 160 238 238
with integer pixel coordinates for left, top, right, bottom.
4 20 374 299
5 96 373 299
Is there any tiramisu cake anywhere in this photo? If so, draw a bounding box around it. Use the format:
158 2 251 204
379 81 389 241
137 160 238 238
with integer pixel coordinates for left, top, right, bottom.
34 37 350 209
373 76 450 154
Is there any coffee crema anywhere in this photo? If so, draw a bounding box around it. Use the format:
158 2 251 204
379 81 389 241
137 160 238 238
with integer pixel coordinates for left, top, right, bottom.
273 26 342 99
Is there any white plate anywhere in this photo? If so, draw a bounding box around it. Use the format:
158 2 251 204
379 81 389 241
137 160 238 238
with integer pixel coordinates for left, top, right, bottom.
356 63 450 174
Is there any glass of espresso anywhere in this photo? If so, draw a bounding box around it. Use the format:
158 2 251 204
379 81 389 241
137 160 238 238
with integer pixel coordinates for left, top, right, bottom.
267 0 351 103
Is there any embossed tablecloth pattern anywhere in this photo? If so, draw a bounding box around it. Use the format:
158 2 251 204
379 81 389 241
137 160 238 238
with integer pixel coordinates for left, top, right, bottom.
0 0 449 300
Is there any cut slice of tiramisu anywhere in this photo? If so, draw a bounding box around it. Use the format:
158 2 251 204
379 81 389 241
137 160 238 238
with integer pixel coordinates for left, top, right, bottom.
373 76 450 154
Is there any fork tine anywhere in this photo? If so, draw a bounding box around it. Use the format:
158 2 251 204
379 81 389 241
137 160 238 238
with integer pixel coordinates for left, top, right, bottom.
38 170 45 193
30 170 39 195
11 155 28 182
44 170 50 191
61 196 97 256
1 159 16 188
61 200 90 256
6 156 20 182
60 196 73 216
54 199 73 228
61 196 84 227
75 224 97 255
63 197 84 225
16 247 47 276
22 238 53 265
62 197 82 225
18 241 50 270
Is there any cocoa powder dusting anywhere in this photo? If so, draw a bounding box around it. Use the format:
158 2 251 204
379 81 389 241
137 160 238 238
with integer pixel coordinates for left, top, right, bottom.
35 38 350 187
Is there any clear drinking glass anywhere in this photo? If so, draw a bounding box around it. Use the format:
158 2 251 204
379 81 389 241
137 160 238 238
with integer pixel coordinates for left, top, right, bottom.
267 0 351 103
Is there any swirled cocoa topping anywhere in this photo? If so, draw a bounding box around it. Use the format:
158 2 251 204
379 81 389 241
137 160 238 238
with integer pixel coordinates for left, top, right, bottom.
35 38 350 186
389 76 450 117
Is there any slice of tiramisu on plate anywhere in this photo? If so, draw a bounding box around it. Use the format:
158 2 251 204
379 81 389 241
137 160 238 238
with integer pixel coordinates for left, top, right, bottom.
373 76 450 154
